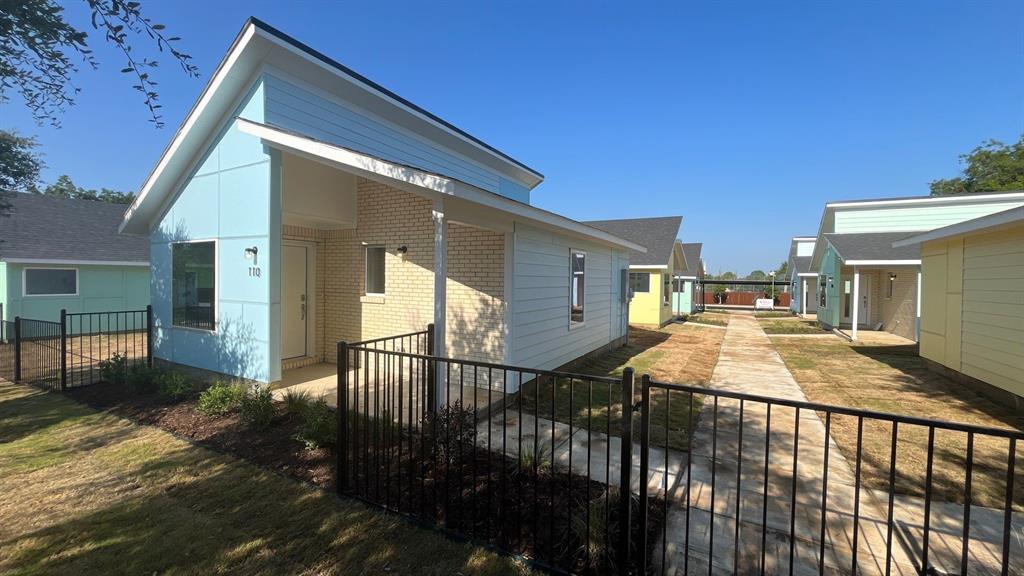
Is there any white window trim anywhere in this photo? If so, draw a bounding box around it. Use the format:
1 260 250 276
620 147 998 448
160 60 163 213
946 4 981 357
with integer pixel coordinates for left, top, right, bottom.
364 244 386 297
23 267 79 297
629 272 651 294
569 248 586 329
171 238 219 334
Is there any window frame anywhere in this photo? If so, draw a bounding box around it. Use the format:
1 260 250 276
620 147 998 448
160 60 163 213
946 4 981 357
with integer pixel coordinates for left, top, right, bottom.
23 267 79 297
171 238 219 333
364 244 386 296
569 249 586 328
662 272 671 306
629 272 650 294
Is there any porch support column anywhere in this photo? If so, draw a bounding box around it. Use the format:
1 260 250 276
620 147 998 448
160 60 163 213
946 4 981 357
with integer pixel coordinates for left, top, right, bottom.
801 278 808 317
916 268 922 342
432 198 448 409
851 266 860 341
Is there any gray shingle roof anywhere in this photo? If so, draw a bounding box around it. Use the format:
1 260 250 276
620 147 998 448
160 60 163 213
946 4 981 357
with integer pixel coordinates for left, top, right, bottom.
582 216 682 266
824 232 920 262
679 242 703 276
786 238 816 278
0 193 148 262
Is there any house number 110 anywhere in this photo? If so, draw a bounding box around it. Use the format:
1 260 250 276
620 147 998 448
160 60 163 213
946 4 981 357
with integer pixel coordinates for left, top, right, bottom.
249 266 262 277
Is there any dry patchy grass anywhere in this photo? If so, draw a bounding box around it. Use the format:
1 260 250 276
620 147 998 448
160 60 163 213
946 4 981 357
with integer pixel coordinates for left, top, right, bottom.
0 381 532 575
771 333 1023 509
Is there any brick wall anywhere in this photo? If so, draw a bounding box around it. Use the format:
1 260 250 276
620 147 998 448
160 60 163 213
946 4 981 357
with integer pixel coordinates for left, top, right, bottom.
878 267 918 341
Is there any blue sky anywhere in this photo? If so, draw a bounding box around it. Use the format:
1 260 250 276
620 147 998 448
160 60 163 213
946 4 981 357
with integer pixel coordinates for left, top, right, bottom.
5 0 1022 273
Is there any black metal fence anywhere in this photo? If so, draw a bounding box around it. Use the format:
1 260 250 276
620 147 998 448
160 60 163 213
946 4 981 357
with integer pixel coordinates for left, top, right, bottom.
335 329 1022 575
0 306 152 391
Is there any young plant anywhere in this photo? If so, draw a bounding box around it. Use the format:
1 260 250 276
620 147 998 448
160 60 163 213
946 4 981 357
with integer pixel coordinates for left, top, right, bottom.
294 396 336 450
240 385 275 430
125 364 161 395
422 401 477 465
98 353 129 386
282 388 312 416
197 380 245 416
517 442 552 475
157 371 194 402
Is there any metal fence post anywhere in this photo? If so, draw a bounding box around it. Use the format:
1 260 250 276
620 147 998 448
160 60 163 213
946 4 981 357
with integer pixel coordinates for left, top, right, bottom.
638 373 651 574
59 309 67 391
426 323 436 413
146 305 154 368
14 316 21 382
337 340 349 494
618 366 635 575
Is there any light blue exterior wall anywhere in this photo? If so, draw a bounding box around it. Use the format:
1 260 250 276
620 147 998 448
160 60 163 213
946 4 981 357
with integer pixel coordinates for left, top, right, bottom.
262 72 531 204
817 244 842 328
150 79 278 383
672 280 695 315
2 263 149 322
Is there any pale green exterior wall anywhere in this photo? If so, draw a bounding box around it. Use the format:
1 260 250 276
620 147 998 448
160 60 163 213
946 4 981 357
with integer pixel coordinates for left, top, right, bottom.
2 263 150 323
672 279 695 315
817 243 841 328
833 201 1024 234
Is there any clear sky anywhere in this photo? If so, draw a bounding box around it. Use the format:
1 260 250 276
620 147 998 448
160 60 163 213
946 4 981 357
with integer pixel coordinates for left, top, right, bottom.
5 0 1022 273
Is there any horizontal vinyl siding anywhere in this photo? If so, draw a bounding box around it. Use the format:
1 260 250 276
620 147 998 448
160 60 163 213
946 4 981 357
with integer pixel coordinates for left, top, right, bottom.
833 201 1024 234
512 224 624 370
263 73 523 200
960 227 1024 396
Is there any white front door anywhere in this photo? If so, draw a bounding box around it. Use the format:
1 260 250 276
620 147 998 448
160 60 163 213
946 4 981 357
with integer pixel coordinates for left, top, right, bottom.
841 274 870 325
282 244 308 359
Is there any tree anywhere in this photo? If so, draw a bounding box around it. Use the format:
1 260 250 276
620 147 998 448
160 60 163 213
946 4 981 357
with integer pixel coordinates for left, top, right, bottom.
0 129 43 191
1 0 199 128
746 270 767 281
35 174 134 204
930 135 1024 196
775 260 789 279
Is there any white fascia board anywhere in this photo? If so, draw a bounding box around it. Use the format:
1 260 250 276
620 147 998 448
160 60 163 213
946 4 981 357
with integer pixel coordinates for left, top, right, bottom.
826 191 1024 209
3 258 149 266
673 275 698 280
240 119 645 253
893 206 1024 247
630 264 667 270
797 272 819 277
844 259 921 266
792 236 817 242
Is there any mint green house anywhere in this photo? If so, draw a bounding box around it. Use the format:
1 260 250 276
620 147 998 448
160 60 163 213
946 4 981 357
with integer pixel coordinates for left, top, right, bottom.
672 243 704 315
0 194 150 324
809 192 1024 341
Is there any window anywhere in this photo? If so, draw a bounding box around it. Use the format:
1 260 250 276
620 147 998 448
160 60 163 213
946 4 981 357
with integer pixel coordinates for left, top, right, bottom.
629 272 649 293
819 276 827 308
887 273 896 299
24 268 77 296
663 273 671 305
570 250 585 324
172 241 216 330
365 245 385 295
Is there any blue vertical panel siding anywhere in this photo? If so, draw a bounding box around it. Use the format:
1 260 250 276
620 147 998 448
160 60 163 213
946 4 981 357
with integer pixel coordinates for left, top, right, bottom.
4 263 150 322
262 73 531 203
150 79 274 382
817 245 842 328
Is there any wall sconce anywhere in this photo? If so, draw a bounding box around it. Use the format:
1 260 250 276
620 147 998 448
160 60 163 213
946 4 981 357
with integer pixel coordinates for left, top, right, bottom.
396 245 408 257
244 246 259 265
889 273 897 281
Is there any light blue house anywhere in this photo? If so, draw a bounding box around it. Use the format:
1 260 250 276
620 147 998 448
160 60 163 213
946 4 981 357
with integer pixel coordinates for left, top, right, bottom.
119 18 644 386
786 236 817 316
1 194 149 323
673 243 704 315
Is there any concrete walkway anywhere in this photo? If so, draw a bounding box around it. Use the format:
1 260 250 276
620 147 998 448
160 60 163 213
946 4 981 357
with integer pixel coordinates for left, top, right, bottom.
655 314 919 575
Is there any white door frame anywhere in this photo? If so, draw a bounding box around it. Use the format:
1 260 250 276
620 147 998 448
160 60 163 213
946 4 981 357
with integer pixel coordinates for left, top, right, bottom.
282 239 317 360
841 271 870 326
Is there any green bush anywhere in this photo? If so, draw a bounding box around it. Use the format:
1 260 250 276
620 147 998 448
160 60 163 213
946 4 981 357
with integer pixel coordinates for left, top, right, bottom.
294 397 336 449
157 371 194 402
240 386 275 430
282 388 312 416
98 353 129 385
126 364 162 395
197 380 245 416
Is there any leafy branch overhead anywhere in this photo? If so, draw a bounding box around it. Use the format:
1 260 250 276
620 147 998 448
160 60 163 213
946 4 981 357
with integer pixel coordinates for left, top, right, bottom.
0 0 199 128
930 135 1024 196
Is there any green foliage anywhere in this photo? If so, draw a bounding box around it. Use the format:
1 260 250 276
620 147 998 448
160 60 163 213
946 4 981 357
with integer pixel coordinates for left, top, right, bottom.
0 0 199 127
240 386 275 430
294 397 337 450
33 174 134 204
157 371 194 402
517 442 552 475
422 402 477 465
98 352 129 386
125 364 161 395
930 135 1024 196
282 389 312 416
0 130 42 194
197 380 245 416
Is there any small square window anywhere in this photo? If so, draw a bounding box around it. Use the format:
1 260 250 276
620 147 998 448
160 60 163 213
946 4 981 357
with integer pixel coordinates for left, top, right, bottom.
172 241 216 330
365 245 386 295
629 273 649 293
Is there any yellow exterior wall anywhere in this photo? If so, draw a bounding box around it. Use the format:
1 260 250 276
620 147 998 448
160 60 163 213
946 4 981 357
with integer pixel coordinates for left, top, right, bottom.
629 268 674 326
920 224 1024 398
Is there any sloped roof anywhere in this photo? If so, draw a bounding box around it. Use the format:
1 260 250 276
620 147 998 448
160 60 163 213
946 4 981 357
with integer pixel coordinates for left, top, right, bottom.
824 232 920 263
0 194 148 263
582 216 683 266
679 243 703 276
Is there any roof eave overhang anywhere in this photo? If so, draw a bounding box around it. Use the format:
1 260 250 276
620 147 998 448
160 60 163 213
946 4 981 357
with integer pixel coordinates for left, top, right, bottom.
844 259 921 266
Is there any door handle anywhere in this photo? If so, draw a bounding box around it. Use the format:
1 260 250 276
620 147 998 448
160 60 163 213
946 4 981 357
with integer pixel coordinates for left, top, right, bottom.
300 302 306 320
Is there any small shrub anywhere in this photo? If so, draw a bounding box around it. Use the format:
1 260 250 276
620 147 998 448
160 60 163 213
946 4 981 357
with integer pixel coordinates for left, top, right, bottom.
422 401 477 464
282 388 312 416
157 371 194 402
240 385 275 430
517 442 552 475
125 364 162 395
197 380 245 416
294 397 337 449
98 353 129 385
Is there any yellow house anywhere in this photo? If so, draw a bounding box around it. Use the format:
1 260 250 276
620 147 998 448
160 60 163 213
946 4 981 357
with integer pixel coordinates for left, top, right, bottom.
584 216 685 327
894 206 1024 412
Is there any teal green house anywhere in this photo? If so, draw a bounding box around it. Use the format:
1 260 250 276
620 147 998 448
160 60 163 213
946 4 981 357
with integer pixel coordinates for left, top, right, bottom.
0 194 150 324
672 242 704 315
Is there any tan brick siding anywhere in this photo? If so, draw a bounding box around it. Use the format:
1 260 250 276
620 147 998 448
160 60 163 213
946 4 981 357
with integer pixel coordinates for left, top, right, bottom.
283 178 506 372
878 267 918 341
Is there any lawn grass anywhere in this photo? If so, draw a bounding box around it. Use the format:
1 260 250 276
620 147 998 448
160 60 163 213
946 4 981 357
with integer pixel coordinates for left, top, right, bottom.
0 381 531 575
678 312 729 327
759 319 827 334
518 325 724 451
751 310 793 318
771 334 1023 509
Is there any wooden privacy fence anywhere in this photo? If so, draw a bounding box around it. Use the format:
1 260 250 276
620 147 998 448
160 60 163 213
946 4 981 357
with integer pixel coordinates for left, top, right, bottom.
704 291 791 307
